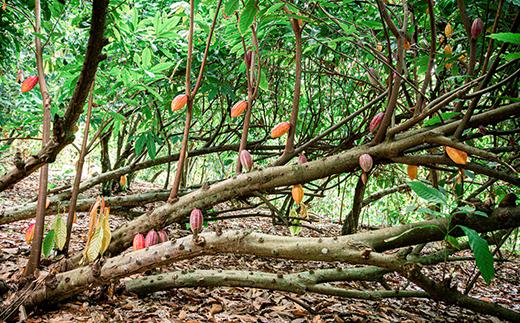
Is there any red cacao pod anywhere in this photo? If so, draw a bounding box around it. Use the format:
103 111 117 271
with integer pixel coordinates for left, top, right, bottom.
132 233 145 251
271 122 291 138
298 153 308 164
171 94 188 111
21 76 38 93
190 208 203 235
158 230 168 243
231 100 248 118
239 149 253 171
359 153 373 173
145 230 159 247
369 112 384 134
25 223 35 244
471 18 483 39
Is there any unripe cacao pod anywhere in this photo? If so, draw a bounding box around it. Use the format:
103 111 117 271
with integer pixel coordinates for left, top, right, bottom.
367 68 379 87
245 50 253 69
25 223 35 244
361 172 368 185
471 18 483 39
445 146 468 165
120 175 127 188
21 76 38 93
376 42 383 52
369 112 384 134
239 149 253 171
133 233 145 251
445 23 453 39
292 184 304 204
407 165 418 180
444 44 452 56
145 230 159 247
271 122 291 138
298 153 308 164
231 100 248 118
158 230 168 243
171 94 188 112
359 153 373 173
190 208 203 235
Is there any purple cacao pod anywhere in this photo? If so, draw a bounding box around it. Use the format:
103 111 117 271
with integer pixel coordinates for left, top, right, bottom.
158 230 168 243
239 149 253 171
190 208 203 235
359 153 373 173
298 153 308 164
245 50 253 69
369 112 384 134
145 230 159 247
471 18 483 39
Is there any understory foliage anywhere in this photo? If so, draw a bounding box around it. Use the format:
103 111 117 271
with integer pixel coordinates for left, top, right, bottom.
0 0 519 321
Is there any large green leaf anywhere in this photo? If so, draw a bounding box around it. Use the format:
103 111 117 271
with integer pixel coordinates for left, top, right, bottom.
239 0 257 34
459 225 494 284
53 215 67 251
42 229 55 258
408 180 447 205
488 32 520 45
224 0 239 17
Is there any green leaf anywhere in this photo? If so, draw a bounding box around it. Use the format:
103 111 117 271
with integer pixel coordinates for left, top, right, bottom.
288 208 301 236
86 227 103 262
42 229 55 258
239 0 257 34
142 47 152 69
459 225 494 284
488 32 520 45
146 133 157 160
445 235 461 250
423 112 460 126
53 215 67 251
224 0 239 17
408 180 447 205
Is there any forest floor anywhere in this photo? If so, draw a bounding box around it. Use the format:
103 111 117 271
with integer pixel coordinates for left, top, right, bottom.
1 174 519 322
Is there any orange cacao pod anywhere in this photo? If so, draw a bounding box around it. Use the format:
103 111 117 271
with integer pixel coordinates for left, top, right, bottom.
292 184 304 204
239 149 253 171
471 18 483 39
132 233 145 251
407 165 418 180
369 112 384 134
231 100 248 118
25 223 35 244
271 122 290 138
359 154 373 173
21 76 38 93
171 94 188 111
145 230 158 247
190 208 203 235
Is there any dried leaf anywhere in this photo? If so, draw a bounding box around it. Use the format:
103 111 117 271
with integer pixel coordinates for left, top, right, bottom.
445 146 468 165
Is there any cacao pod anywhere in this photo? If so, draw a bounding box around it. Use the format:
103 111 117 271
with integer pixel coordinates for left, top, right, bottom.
158 230 168 243
120 175 127 188
478 125 486 135
407 165 418 180
132 233 145 251
190 208 203 235
444 44 452 56
445 63 453 70
21 76 38 93
171 94 188 112
361 172 368 185
445 146 468 165
239 149 253 171
231 100 248 118
369 112 384 134
471 18 483 39
25 223 35 244
404 40 411 50
145 230 159 247
245 50 253 69
367 68 379 87
271 122 290 138
359 153 373 173
445 23 453 38
376 42 383 52
298 153 308 164
291 184 304 204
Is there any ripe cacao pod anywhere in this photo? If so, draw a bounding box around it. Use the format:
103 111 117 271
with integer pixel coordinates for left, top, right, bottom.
292 184 304 204
158 230 168 243
120 175 127 187
298 153 308 164
145 230 159 247
445 146 468 165
369 112 384 134
25 223 35 244
21 76 38 93
231 100 248 118
359 153 373 173
445 23 453 38
407 165 418 180
471 18 483 39
171 94 188 112
239 149 253 171
190 208 203 235
444 44 452 56
271 122 290 138
132 233 145 251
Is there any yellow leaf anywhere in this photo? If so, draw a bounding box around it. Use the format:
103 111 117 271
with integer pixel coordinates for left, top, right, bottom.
86 227 103 262
445 146 468 165
100 209 111 255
